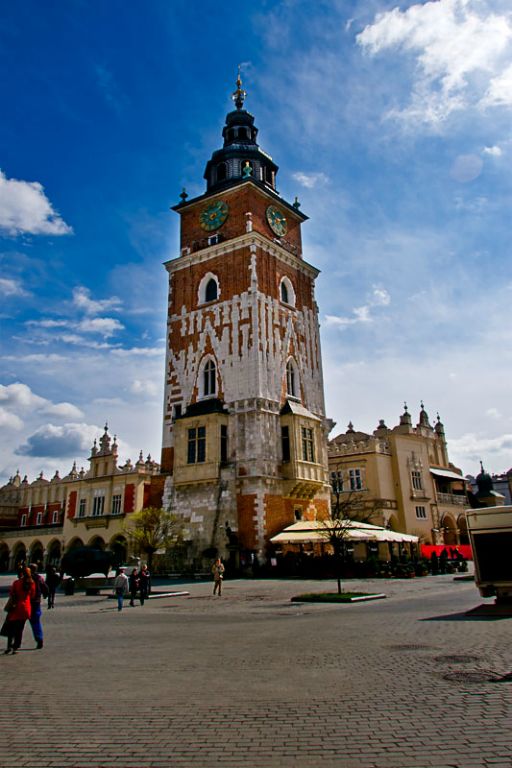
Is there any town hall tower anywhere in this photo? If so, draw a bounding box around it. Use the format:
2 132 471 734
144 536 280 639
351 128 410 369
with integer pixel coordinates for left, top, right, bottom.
161 73 331 561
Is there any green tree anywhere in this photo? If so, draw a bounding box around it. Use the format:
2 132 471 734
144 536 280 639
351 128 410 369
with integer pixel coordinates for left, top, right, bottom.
320 475 375 594
124 507 182 574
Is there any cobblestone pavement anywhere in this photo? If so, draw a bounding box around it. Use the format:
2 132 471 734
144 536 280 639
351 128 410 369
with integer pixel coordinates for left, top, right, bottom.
1 573 511 768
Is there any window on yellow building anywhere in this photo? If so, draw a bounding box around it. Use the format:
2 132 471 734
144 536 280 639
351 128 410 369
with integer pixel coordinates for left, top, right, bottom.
349 468 363 490
411 470 423 490
301 427 315 462
188 426 206 464
220 425 228 464
92 491 105 517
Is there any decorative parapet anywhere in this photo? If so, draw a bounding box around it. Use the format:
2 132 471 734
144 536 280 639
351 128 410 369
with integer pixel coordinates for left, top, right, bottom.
328 437 390 457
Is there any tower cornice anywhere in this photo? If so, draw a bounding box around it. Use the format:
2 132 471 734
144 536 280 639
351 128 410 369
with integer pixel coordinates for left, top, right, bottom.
172 178 308 223
163 230 320 280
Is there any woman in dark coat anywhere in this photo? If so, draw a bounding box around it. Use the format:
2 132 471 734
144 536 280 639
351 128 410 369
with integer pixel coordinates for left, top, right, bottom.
2 567 35 654
139 565 150 605
129 568 140 607
45 565 61 609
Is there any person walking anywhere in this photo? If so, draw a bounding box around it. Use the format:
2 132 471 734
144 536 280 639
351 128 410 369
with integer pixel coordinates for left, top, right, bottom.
139 565 150 605
45 564 61 609
212 557 225 596
29 563 48 649
128 568 140 607
114 567 129 611
1 567 36 654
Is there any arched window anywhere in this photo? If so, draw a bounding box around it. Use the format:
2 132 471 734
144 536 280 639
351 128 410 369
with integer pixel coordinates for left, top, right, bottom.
227 129 235 142
279 277 295 307
205 278 218 302
286 359 298 398
216 162 227 182
203 359 216 398
238 127 248 140
198 272 220 304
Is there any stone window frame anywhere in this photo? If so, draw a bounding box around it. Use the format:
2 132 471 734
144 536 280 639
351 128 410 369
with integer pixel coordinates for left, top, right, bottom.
187 426 206 465
349 468 364 491
415 505 428 519
301 426 316 463
198 272 220 305
92 489 106 517
286 357 300 399
279 276 296 307
197 355 218 400
111 493 123 516
78 498 87 518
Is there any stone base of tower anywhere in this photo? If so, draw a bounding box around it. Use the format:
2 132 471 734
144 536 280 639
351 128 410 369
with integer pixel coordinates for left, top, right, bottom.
163 474 330 568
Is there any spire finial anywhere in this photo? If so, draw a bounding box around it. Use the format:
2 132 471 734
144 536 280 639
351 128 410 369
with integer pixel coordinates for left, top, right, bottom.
232 65 247 110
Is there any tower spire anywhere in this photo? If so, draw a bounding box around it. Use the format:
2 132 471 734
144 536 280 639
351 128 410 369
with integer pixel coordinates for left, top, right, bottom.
231 65 246 110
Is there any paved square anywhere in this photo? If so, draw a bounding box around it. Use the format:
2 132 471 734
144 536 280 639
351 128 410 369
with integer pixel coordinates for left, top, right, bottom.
1 574 511 768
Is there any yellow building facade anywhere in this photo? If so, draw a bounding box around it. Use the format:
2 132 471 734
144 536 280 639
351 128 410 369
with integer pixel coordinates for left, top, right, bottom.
0 426 160 571
328 405 469 547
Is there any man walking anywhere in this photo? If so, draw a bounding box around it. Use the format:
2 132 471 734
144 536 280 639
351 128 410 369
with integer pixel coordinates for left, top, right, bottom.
114 567 129 611
29 563 48 649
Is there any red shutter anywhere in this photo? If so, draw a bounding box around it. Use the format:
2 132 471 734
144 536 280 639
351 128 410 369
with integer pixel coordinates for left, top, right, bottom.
68 491 77 519
123 484 135 514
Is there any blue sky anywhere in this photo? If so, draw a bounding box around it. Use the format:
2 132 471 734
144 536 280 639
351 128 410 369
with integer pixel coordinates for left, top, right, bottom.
1 0 512 484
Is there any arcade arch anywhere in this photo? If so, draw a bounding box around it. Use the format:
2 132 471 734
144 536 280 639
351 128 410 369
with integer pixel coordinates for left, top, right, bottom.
441 514 458 545
109 535 128 564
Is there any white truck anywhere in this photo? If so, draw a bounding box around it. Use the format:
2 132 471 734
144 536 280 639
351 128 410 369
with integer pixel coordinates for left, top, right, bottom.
465 505 512 603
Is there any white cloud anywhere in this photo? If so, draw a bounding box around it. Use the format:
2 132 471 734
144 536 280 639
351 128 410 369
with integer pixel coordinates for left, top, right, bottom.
1 354 67 363
450 431 512 462
72 286 122 315
486 408 502 419
325 286 390 329
0 277 29 297
357 0 512 126
15 422 99 458
130 379 159 397
56 334 119 350
0 382 83 420
77 317 124 337
0 169 72 236
292 171 329 189
26 319 69 329
483 145 502 156
0 407 23 430
482 62 512 107
111 346 165 358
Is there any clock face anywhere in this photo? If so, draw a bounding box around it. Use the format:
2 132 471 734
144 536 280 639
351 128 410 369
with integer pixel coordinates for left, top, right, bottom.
199 200 229 231
266 205 288 237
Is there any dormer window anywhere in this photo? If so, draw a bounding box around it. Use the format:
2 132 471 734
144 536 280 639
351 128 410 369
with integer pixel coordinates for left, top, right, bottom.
216 162 227 182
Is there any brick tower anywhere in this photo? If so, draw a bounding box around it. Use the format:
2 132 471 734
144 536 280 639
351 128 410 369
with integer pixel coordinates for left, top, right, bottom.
161 73 331 563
